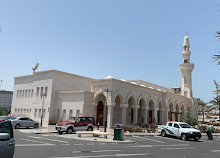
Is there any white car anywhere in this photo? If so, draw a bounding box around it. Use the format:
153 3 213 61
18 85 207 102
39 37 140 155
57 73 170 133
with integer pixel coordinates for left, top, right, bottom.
158 121 201 141
11 117 39 129
0 121 15 158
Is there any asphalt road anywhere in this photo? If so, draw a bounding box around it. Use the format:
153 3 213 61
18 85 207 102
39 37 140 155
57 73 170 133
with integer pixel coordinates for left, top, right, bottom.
14 130 220 158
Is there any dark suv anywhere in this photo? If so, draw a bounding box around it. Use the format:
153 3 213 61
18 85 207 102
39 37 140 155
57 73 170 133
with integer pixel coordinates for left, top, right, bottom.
0 121 15 158
56 116 96 134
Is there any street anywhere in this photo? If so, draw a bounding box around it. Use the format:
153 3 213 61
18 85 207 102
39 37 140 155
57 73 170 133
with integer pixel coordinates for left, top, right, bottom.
13 130 220 158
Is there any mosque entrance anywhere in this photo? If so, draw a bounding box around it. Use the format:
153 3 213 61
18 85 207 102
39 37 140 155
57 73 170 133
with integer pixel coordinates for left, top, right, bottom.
96 101 104 126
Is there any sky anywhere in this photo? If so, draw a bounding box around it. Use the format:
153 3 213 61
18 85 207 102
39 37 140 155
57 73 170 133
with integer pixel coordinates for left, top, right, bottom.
0 0 219 102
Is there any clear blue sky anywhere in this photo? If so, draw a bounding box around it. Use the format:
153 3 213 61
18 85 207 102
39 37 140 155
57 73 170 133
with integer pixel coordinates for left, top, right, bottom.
0 0 219 102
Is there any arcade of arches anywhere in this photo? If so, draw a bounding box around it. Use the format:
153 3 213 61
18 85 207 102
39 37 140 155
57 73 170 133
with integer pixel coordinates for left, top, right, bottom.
95 93 191 128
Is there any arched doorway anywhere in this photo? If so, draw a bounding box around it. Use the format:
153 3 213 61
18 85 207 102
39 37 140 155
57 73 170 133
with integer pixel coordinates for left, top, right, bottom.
113 95 122 124
148 100 154 124
127 96 135 124
138 98 145 124
168 103 173 121
96 101 104 125
158 102 162 124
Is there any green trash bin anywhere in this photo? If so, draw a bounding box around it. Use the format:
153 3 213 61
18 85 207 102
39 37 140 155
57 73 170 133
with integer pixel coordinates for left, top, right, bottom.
113 124 124 141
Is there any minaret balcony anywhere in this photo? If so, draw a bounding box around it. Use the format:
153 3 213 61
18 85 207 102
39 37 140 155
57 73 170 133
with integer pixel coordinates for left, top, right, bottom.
179 63 194 70
182 51 191 56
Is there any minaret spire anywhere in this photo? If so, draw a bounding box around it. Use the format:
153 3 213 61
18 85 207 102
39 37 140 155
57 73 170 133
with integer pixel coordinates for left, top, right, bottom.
179 35 194 98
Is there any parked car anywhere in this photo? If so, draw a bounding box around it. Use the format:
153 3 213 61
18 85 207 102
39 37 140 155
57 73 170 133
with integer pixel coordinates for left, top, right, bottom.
56 116 96 134
0 121 15 158
11 117 39 129
0 116 16 122
158 121 201 141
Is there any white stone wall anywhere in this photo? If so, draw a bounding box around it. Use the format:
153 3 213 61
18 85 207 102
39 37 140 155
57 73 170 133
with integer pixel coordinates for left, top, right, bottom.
49 71 92 121
57 92 85 121
11 77 53 126
11 70 92 126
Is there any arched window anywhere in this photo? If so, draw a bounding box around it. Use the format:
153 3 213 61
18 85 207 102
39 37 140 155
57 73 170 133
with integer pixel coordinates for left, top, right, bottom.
184 91 187 97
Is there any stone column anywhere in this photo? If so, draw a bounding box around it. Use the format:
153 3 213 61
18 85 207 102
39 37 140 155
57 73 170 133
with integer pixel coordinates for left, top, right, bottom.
107 102 115 130
132 105 140 124
120 104 128 125
142 105 149 124
172 109 176 121
178 110 182 122
154 107 159 123
161 108 168 125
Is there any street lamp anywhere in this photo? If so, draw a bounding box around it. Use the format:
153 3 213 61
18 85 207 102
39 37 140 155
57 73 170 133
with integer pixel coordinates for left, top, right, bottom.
40 92 47 126
103 87 112 132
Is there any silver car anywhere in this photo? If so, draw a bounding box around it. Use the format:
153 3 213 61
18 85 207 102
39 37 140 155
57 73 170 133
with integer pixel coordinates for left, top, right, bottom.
11 117 39 129
0 121 15 158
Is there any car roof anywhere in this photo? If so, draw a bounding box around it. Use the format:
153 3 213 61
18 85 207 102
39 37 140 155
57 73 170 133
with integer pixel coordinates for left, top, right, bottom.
168 121 188 124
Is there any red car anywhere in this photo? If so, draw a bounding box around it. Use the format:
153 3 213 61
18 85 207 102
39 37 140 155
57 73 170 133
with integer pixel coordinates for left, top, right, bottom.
0 116 16 122
55 116 96 134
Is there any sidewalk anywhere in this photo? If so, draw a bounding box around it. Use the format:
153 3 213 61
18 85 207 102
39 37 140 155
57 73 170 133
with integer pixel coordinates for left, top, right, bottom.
17 126 134 143
57 131 134 143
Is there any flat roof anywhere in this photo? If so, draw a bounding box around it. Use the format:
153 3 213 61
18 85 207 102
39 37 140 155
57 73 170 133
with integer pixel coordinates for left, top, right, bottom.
14 69 93 80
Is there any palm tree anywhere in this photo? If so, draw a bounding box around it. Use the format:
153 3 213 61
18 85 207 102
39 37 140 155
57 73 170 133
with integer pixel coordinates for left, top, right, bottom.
197 99 207 122
213 31 220 65
205 105 216 118
213 54 220 65
209 96 220 121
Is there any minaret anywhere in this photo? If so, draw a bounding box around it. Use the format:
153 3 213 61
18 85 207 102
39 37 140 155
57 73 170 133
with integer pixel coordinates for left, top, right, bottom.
179 36 194 98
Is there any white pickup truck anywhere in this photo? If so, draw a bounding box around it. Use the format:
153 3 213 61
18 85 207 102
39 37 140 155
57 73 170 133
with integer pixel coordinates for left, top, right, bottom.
157 121 201 141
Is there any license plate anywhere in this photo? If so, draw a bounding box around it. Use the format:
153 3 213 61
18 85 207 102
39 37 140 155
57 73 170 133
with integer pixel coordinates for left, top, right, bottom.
196 136 199 140
57 127 61 131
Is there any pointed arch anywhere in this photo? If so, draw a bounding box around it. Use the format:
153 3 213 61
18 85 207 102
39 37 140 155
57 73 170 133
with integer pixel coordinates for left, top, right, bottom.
113 90 125 104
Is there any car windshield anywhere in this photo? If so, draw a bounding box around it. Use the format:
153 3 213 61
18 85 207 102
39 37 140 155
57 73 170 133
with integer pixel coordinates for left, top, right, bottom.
179 123 191 128
68 117 77 122
7 117 16 121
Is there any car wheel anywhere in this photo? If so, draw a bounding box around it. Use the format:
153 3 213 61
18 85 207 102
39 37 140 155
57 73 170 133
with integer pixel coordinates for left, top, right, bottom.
58 131 63 135
87 127 93 131
34 123 39 128
181 134 187 141
15 124 20 129
161 130 166 137
66 127 73 134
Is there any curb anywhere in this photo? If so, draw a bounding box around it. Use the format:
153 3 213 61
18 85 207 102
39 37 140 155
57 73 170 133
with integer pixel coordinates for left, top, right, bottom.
56 134 135 143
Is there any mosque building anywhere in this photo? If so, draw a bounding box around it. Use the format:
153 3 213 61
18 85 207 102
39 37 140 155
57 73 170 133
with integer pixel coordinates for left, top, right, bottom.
11 36 198 127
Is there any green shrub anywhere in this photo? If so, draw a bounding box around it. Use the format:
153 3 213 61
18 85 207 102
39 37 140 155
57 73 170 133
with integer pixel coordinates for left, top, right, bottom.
49 120 58 125
124 124 143 132
184 112 198 126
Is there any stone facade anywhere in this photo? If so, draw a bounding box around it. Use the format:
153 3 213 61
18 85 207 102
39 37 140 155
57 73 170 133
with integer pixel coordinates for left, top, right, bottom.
11 36 198 128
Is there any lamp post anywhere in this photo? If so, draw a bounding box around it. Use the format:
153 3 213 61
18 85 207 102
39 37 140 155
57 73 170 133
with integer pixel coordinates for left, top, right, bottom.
103 87 112 132
40 93 47 126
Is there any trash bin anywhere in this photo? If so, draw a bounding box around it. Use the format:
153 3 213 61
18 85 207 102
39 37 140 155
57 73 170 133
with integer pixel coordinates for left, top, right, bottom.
113 124 124 141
